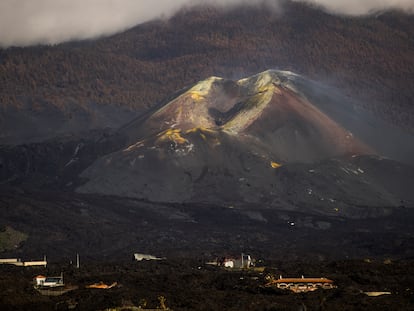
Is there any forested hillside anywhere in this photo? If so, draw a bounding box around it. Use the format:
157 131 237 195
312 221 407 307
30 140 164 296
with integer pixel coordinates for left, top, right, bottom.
1 1 413 143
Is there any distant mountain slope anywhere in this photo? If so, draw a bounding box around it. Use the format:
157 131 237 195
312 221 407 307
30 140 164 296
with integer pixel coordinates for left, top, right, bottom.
1 1 413 143
77 71 414 213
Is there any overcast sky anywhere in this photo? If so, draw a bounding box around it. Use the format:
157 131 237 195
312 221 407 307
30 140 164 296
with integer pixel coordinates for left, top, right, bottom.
0 0 413 48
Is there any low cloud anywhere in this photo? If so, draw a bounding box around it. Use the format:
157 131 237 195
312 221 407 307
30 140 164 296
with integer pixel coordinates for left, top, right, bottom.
300 0 414 15
0 0 190 47
0 0 413 48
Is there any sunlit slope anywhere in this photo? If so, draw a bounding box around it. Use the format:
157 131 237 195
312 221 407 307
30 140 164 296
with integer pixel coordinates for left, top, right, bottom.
119 70 370 162
77 70 414 213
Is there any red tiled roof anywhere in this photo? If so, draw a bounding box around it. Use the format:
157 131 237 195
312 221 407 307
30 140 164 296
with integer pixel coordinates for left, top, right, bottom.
274 278 333 283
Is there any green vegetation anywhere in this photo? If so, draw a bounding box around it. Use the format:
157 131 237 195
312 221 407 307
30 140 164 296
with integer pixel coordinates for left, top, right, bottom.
0 226 27 252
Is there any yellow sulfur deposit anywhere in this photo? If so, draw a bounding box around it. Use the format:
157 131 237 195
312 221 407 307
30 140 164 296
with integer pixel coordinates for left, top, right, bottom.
185 127 220 146
157 128 188 145
186 127 216 135
270 161 282 169
190 92 205 101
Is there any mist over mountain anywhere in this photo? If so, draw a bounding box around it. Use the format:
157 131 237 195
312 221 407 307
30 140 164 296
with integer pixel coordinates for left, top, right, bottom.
1 1 413 145
1 0 413 47
301 0 414 15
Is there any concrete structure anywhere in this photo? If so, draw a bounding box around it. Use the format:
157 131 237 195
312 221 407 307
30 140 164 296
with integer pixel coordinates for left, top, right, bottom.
0 258 19 264
238 254 253 269
23 260 47 267
210 253 254 269
0 257 47 267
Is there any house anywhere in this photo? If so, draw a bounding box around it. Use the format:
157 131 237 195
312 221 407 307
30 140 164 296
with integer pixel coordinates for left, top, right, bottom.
34 274 64 288
266 275 336 293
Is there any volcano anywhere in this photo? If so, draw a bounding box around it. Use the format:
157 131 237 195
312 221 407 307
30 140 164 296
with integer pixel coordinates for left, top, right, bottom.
77 70 414 216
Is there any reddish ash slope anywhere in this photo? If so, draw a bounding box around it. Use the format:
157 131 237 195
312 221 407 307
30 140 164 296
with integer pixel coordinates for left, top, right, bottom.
244 85 371 162
120 70 371 163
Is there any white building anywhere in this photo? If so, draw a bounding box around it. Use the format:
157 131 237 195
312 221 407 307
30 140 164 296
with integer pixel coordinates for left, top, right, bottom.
213 253 253 269
34 274 64 288
34 275 46 286
134 253 163 261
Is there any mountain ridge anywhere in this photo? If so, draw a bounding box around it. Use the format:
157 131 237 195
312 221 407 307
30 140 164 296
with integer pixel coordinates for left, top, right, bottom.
1 1 414 144
77 70 414 213
0 2 413 263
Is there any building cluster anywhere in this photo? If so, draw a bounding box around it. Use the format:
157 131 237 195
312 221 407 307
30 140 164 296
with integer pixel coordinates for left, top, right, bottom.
2 253 347 296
